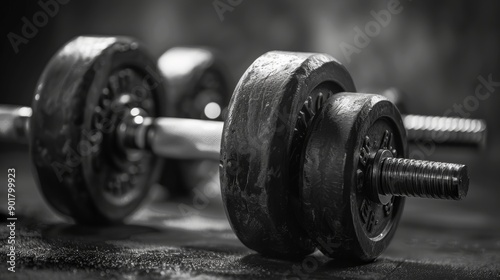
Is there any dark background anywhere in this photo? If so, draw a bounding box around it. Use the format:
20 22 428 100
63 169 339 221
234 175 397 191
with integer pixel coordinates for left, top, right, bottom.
1 1 499 279
2 0 500 118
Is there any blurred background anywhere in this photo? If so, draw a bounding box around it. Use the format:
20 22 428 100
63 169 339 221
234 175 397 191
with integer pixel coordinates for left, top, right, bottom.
0 1 499 276
2 0 500 138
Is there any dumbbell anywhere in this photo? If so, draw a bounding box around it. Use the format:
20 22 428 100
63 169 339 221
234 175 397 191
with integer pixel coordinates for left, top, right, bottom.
0 36 224 224
0 38 232 218
380 87 487 148
156 47 231 196
1 37 469 262
219 52 469 261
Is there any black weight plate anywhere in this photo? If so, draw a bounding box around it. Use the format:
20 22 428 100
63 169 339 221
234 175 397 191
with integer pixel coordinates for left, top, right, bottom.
30 36 167 224
301 93 407 261
157 47 231 197
220 52 356 258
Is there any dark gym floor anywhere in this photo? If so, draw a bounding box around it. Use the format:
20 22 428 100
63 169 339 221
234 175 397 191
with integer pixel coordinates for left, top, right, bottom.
0 143 499 279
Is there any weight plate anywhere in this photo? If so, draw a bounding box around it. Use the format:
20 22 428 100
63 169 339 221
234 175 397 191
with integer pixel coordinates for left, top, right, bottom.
300 93 407 261
220 51 356 258
30 36 167 224
158 47 231 196
158 47 230 121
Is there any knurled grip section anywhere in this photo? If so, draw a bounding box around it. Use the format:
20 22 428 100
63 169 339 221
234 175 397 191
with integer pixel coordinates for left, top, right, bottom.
0 106 31 143
403 114 487 148
379 157 469 200
147 118 223 161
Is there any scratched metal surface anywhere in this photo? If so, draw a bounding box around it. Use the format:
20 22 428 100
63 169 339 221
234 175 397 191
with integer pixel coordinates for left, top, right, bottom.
0 145 499 279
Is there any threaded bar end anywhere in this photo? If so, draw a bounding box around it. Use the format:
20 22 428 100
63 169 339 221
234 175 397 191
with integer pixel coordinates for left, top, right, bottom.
379 158 469 200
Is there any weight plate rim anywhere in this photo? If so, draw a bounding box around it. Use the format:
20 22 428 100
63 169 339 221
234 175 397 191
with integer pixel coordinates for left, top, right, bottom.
30 36 166 224
300 92 407 261
220 51 355 258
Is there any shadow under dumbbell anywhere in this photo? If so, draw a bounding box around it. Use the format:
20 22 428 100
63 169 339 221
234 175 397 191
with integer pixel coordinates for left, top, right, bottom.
239 252 395 279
